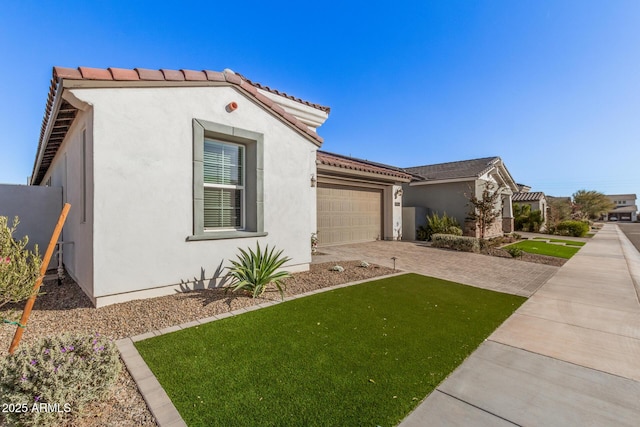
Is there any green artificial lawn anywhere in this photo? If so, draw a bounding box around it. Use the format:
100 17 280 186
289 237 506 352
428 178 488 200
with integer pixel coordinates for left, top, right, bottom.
531 237 586 247
135 274 524 427
505 240 581 258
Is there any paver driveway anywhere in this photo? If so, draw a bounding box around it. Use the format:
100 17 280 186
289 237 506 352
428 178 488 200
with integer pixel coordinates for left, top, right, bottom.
313 240 558 297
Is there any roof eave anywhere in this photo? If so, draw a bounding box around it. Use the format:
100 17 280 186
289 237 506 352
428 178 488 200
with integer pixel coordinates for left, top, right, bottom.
30 78 63 185
409 177 476 186
317 163 411 184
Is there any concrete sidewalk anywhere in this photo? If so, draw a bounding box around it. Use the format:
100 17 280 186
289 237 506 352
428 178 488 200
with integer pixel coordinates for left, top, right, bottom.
401 224 640 426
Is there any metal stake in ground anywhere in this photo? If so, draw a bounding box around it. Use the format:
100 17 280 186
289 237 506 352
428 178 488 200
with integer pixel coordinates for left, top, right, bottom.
8 203 71 354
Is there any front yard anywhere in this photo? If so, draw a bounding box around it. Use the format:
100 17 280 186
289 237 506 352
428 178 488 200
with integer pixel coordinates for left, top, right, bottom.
135 273 525 426
504 239 582 259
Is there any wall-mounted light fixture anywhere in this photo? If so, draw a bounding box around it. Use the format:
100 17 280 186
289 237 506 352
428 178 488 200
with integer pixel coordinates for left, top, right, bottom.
310 174 317 187
394 188 403 199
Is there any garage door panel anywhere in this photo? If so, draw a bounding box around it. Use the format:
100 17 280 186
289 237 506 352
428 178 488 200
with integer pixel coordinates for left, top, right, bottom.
317 185 382 245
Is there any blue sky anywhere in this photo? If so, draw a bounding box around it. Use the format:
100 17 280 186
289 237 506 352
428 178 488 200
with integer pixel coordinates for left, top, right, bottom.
1 1 638 198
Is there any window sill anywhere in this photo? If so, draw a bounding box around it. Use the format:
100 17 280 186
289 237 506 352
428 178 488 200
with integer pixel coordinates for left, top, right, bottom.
186 231 268 241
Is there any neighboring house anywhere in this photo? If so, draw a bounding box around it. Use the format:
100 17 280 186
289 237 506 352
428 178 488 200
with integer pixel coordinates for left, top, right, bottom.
603 194 638 222
512 190 548 224
30 66 336 306
402 157 519 239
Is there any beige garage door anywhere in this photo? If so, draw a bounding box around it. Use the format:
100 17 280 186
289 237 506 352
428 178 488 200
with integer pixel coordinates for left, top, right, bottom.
317 184 382 245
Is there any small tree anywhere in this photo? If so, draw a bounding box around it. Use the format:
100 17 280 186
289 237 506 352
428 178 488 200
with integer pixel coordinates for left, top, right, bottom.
572 190 614 220
467 183 503 239
547 197 573 232
0 216 42 310
513 204 544 232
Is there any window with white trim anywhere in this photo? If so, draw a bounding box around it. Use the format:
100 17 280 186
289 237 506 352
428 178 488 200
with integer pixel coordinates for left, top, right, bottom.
203 139 244 230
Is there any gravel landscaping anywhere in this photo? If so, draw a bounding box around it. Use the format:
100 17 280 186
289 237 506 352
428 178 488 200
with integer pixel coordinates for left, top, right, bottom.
0 260 395 426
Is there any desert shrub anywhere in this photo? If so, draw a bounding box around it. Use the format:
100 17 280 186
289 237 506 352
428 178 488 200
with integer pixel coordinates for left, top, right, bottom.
431 234 480 253
0 333 121 427
506 247 524 258
554 220 589 237
513 205 544 232
226 243 291 300
0 216 42 309
419 212 462 241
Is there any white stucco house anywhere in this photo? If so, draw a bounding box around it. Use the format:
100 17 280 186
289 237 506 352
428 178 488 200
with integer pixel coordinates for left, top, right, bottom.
30 66 408 306
603 194 638 222
402 157 519 239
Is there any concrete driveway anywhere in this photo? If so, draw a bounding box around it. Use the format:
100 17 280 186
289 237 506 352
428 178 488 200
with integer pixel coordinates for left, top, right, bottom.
313 240 558 297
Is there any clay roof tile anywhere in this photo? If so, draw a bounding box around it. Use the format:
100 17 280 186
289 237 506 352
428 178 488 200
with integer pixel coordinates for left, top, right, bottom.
160 69 185 81
78 66 113 80
53 66 82 79
134 68 165 80
181 69 207 81
109 67 140 81
204 70 225 82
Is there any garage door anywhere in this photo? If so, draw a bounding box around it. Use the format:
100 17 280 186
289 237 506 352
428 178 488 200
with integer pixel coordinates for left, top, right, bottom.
317 184 382 245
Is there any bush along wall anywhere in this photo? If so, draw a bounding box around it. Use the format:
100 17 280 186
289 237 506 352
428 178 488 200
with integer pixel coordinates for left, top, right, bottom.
431 234 481 253
554 220 590 237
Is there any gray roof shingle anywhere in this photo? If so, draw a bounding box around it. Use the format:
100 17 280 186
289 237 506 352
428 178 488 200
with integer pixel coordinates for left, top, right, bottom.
405 157 500 181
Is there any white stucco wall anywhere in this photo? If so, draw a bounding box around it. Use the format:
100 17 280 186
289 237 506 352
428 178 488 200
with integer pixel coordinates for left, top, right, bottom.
67 86 317 303
40 110 94 296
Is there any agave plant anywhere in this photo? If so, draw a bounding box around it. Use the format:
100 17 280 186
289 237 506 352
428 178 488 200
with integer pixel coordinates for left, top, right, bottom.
225 243 292 300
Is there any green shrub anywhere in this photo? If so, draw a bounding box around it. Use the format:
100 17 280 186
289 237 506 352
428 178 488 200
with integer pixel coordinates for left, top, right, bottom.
0 216 42 309
506 247 524 258
226 243 291 300
0 333 121 427
554 220 590 237
416 226 428 241
419 212 462 241
513 205 544 232
431 234 480 253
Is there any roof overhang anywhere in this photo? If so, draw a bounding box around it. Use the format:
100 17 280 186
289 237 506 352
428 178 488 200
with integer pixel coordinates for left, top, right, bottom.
408 177 476 186
317 163 410 185
31 67 330 185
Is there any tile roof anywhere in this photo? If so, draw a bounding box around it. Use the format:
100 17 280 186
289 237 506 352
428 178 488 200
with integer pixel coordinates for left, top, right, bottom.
317 151 412 181
32 67 330 185
405 157 501 181
512 192 545 202
606 194 637 200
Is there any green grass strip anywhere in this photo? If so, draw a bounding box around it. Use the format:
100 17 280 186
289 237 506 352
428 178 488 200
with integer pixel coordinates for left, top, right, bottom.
135 274 524 427
531 237 586 247
506 240 581 258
